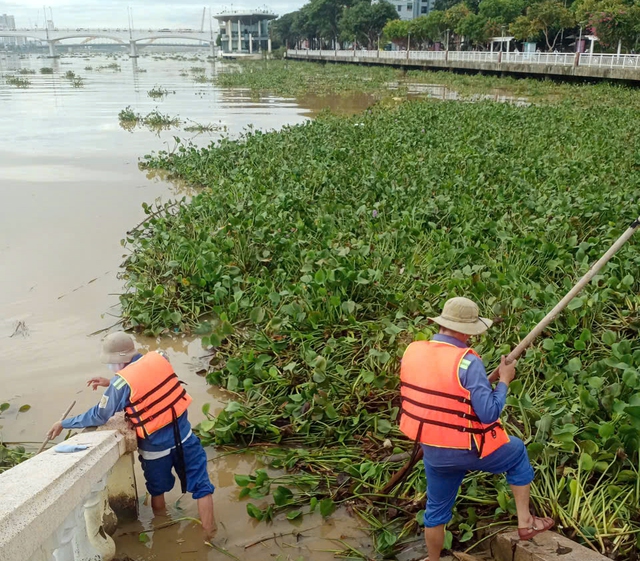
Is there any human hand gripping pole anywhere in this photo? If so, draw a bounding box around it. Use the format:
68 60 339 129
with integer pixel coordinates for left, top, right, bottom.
41 401 76 454
382 215 640 495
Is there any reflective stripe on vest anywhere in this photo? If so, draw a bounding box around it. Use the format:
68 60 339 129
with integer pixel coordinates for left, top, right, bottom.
399 340 509 459
117 351 192 439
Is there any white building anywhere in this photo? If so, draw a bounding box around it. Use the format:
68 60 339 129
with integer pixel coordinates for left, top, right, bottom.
376 0 435 20
214 10 276 55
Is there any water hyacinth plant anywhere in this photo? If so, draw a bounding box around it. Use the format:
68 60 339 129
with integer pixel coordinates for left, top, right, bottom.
6 76 31 88
121 84 640 557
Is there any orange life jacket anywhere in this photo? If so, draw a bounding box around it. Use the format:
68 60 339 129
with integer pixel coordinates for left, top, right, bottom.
117 351 192 439
399 340 509 459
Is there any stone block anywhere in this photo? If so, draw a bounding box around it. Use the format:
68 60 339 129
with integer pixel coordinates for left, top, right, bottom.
491 531 609 561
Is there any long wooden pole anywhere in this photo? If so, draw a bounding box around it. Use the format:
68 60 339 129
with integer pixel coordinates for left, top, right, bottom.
382 215 640 494
37 400 76 454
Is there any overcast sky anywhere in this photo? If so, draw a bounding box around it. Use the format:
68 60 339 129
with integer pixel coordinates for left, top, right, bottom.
1 1 301 29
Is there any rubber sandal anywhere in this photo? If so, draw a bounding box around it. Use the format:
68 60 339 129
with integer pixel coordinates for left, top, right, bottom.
518 516 554 540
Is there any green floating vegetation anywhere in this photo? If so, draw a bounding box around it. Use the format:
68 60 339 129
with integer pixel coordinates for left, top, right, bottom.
39 67 54 74
147 85 174 100
122 91 640 557
6 76 31 88
118 106 181 132
18 68 36 75
0 402 32 472
213 59 628 104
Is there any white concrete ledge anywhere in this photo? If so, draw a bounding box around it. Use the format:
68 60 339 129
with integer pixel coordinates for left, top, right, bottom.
0 430 125 561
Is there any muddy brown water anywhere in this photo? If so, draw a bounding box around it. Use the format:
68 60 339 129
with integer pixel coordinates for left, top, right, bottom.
0 51 386 560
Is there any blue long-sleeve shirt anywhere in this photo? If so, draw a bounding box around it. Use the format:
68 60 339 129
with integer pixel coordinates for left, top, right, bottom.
420 334 508 460
61 353 192 455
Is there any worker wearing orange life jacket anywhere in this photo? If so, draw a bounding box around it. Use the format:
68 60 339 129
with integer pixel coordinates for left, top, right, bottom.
47 332 216 540
399 297 553 561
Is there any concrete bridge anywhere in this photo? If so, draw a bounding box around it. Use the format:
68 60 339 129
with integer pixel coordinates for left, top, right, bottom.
0 28 217 57
287 49 640 82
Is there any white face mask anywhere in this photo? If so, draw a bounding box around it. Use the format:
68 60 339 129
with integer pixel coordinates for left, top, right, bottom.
108 363 126 372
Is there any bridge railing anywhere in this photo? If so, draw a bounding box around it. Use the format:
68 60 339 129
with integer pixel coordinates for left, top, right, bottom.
287 49 640 71
583 53 640 68
409 51 446 61
502 52 575 66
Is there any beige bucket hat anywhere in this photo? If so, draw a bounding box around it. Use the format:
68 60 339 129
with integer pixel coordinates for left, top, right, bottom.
429 297 493 336
100 332 137 364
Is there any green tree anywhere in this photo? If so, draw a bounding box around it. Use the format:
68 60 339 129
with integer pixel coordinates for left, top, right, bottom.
272 12 303 47
478 0 526 24
588 4 640 50
510 14 540 40
445 3 472 31
458 13 492 46
528 0 575 50
340 1 399 48
383 18 411 46
307 0 352 43
409 11 448 46
434 0 465 11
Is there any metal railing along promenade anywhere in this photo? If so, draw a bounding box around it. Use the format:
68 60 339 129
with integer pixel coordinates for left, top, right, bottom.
287 48 640 70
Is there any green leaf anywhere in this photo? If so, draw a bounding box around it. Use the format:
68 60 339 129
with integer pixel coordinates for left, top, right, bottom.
377 419 392 434
246 503 263 520
566 357 582 372
18 404 31 413
286 510 302 520
602 330 617 346
273 486 294 506
587 377 604 389
325 404 338 420
579 452 595 471
227 375 239 392
169 311 182 324
319 497 335 517
153 285 165 296
623 369 639 388
139 532 150 543
234 475 252 487
542 339 555 351
567 297 584 310
202 403 211 416
309 497 318 512
598 423 615 439
621 274 634 287
250 306 265 323
443 530 453 550
0 403 9 412
199 419 215 432
624 406 640 419
341 300 356 314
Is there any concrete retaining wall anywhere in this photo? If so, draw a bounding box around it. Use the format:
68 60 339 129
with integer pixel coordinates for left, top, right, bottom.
0 415 138 561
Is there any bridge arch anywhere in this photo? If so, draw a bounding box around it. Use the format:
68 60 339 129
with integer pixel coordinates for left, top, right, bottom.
52 34 126 44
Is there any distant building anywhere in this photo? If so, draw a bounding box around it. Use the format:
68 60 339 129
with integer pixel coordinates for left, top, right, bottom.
214 10 276 55
0 14 23 46
373 0 435 20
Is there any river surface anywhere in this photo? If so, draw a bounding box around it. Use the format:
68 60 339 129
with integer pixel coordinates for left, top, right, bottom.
0 50 384 560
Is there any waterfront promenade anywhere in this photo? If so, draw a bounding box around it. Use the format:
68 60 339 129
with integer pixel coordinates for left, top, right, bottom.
287 48 640 82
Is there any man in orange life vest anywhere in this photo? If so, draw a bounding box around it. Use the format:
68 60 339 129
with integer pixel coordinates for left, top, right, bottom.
46 332 216 540
400 297 553 560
